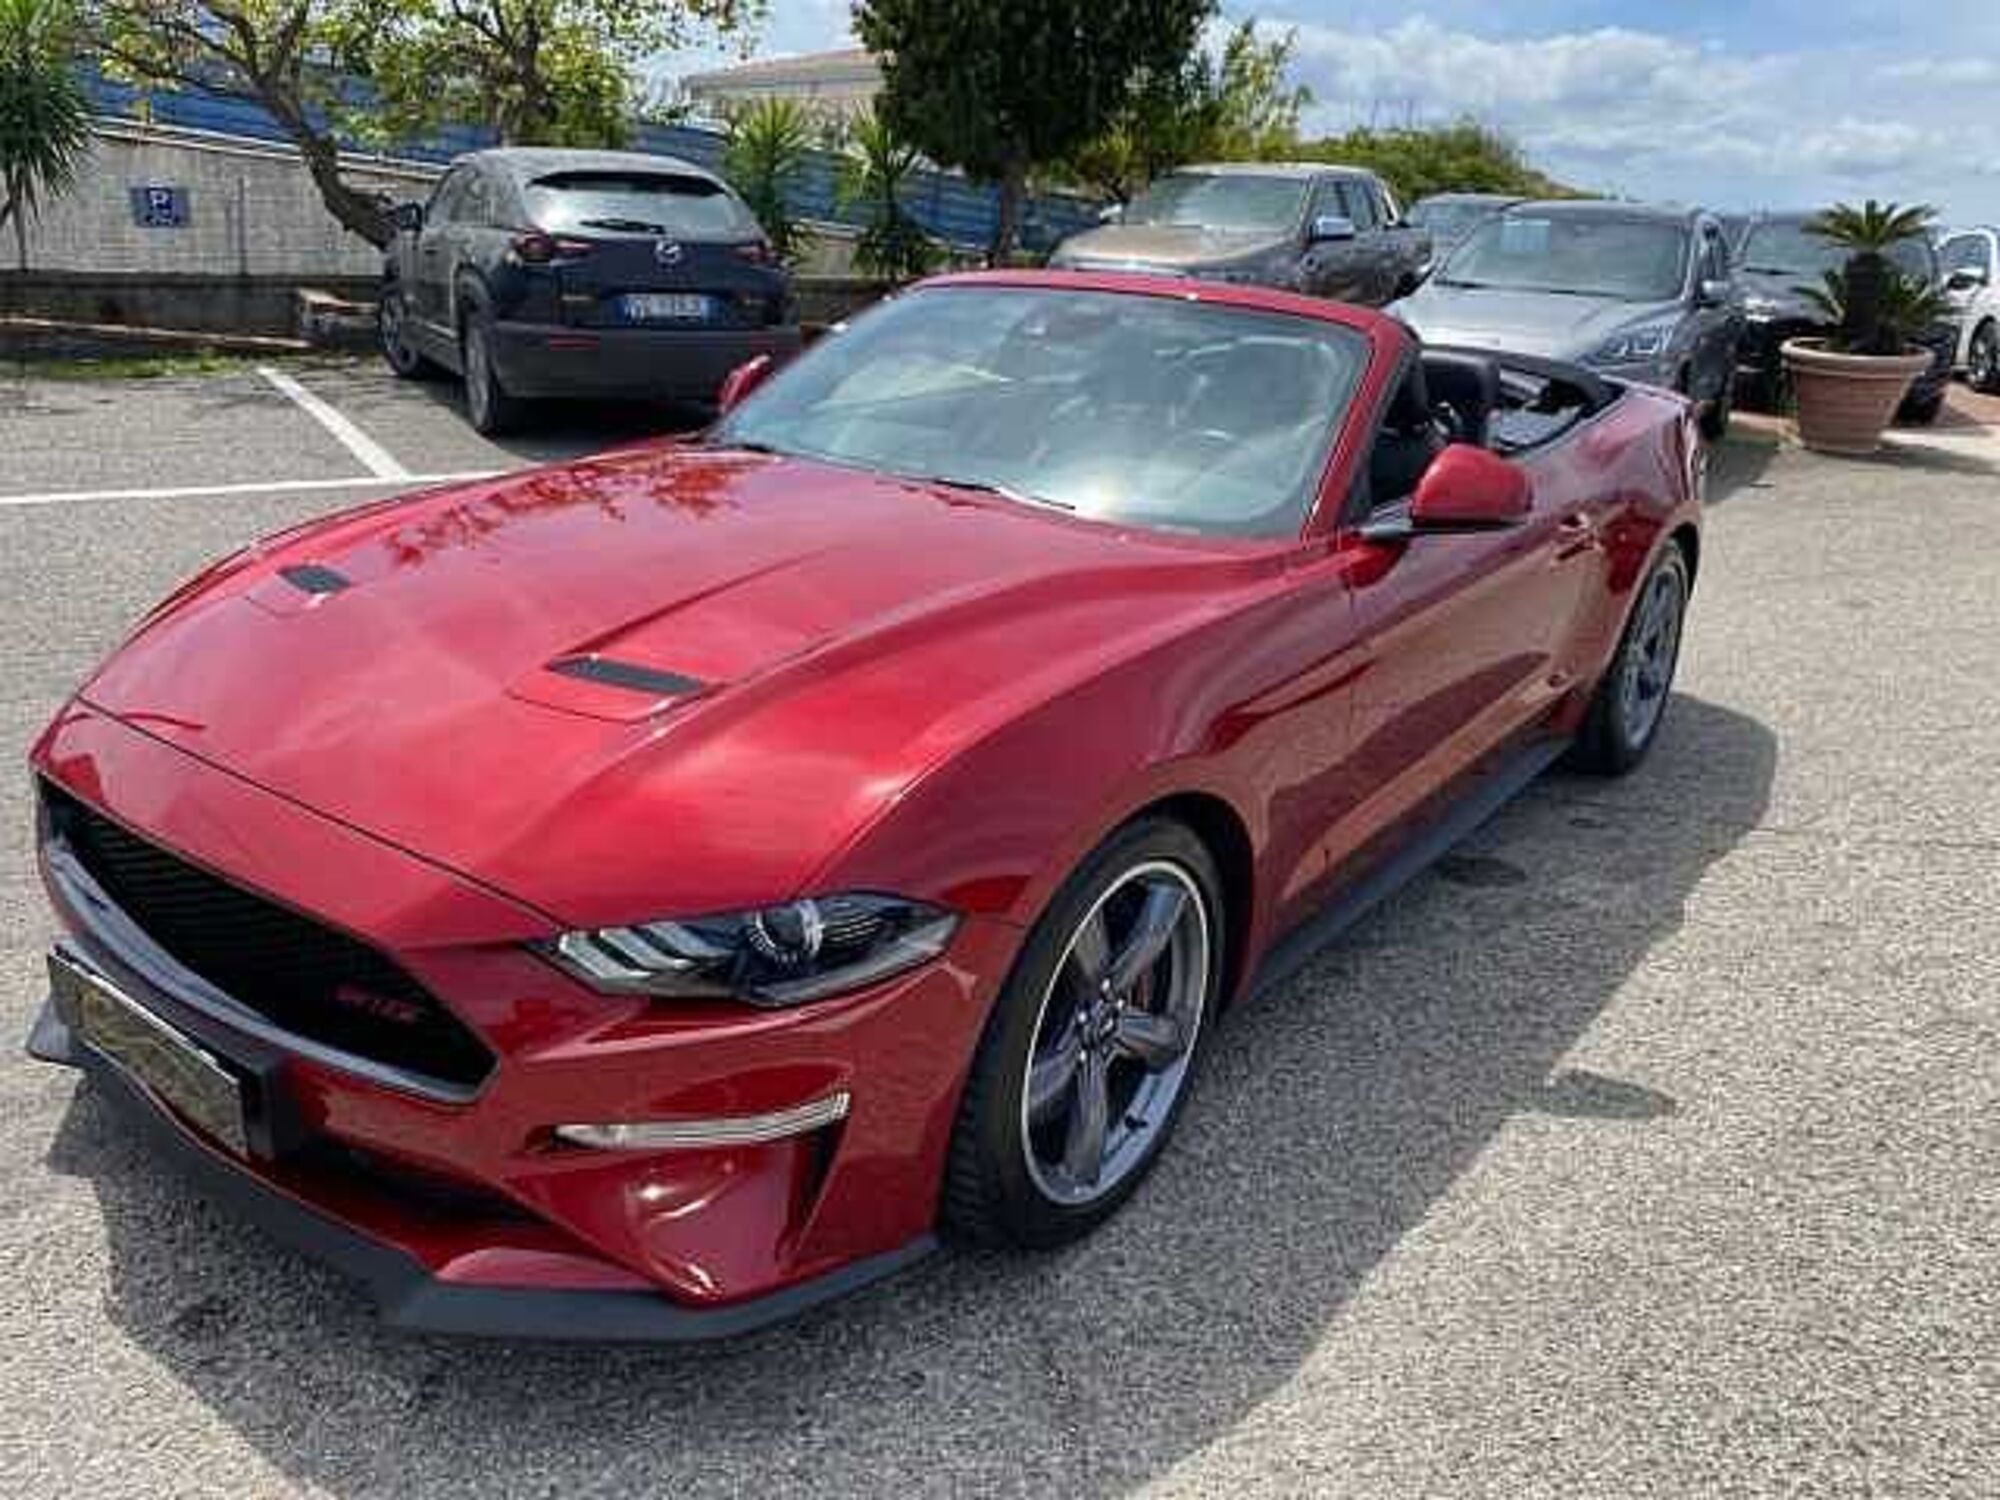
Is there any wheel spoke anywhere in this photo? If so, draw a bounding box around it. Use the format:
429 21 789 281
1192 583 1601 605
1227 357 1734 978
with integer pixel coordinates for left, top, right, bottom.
1107 883 1188 992
1069 908 1112 987
1061 1050 1111 1186
1113 1008 1187 1069
1026 1027 1081 1126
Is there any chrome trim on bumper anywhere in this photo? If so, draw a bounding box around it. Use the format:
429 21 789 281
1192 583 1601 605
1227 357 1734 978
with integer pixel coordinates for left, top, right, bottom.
554 1091 851 1151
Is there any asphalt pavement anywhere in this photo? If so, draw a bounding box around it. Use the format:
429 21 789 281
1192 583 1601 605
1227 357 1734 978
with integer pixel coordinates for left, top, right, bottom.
1 361 1996 1497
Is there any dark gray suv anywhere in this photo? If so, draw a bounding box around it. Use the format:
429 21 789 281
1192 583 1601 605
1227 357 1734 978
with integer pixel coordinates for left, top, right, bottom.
1048 163 1431 306
380 148 802 433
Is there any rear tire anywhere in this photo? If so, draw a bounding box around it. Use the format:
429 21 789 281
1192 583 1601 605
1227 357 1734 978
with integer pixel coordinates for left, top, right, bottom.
1568 544 1690 777
460 299 526 436
941 817 1223 1249
1899 390 1944 425
1970 321 2000 394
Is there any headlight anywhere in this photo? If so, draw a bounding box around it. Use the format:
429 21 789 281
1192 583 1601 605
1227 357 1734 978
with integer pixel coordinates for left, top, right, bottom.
539 893 958 1007
1584 324 1674 365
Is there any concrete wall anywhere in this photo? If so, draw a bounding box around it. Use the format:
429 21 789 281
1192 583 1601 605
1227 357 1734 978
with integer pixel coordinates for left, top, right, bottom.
20 120 437 277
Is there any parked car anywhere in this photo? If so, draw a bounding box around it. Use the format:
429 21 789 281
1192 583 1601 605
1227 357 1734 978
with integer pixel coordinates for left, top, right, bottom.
1406 192 1524 268
1049 163 1430 305
1390 201 1743 438
30 270 1701 1339
378 148 803 434
1939 225 2000 392
1732 211 1956 420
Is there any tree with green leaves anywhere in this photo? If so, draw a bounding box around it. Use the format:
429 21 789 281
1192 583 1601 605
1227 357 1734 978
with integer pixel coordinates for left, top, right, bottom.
719 95 811 264
854 0 1215 264
1804 200 1940 356
0 0 91 270
1067 19 1312 204
837 108 936 282
87 2 763 247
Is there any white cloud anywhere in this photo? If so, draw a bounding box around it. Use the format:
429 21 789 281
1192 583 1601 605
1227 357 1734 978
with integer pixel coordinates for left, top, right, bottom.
1883 56 2000 85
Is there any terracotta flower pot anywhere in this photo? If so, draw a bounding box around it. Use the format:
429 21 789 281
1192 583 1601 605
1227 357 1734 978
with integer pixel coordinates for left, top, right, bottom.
1781 338 1932 456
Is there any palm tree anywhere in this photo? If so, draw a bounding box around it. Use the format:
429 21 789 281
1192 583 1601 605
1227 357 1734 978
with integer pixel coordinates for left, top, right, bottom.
720 98 814 266
0 0 90 272
837 109 938 282
1803 200 1937 356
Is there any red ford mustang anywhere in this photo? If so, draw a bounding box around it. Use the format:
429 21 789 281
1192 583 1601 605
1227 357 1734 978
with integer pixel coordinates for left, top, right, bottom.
27 272 1700 1339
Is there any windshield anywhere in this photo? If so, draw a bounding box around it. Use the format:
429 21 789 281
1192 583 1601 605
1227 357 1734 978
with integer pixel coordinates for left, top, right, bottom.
1410 200 1504 241
1440 214 1691 301
1123 173 1309 235
713 287 1367 538
1738 221 1934 282
525 172 758 239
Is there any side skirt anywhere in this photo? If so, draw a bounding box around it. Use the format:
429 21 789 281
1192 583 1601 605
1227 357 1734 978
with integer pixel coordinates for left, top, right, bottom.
1247 735 1570 1000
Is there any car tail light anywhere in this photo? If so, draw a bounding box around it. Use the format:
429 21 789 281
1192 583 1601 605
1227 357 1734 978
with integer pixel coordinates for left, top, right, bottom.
733 240 775 266
510 231 593 265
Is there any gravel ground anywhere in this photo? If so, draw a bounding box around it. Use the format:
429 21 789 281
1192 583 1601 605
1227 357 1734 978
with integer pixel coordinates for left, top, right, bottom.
1 364 1996 1497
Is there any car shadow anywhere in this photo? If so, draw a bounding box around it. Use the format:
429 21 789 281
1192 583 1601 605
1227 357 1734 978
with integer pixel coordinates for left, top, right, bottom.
43 694 1774 1498
1705 429 1782 508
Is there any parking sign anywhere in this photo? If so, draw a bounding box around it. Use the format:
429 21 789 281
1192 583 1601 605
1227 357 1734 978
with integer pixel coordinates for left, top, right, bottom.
129 185 189 228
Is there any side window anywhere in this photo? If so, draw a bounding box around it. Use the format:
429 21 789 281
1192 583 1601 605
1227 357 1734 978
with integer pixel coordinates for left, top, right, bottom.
1699 229 1730 283
1943 235 1988 278
1339 182 1379 232
427 169 468 226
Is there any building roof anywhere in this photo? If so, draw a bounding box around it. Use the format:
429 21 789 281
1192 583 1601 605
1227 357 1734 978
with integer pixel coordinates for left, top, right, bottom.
682 48 881 89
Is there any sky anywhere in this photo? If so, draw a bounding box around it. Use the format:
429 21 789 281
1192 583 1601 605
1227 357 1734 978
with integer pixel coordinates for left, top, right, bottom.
668 1 2000 227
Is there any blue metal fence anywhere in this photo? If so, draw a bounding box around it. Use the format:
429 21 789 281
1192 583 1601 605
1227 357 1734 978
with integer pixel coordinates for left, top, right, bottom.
85 74 1100 252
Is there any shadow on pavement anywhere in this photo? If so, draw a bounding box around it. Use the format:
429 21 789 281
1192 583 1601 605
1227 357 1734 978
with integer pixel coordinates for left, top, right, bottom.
44 695 1774 1497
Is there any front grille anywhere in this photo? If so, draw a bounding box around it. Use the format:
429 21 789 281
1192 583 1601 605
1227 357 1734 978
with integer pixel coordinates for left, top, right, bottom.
43 783 494 1091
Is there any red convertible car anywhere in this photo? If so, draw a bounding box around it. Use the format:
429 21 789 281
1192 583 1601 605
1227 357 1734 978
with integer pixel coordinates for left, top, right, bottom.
27 272 1700 1339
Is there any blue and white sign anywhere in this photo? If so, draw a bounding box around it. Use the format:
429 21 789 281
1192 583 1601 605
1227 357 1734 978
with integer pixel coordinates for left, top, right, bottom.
129 185 190 229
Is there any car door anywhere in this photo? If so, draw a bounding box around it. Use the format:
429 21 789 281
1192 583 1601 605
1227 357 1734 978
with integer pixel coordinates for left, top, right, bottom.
1299 176 1366 301
413 167 472 341
1687 224 1741 402
1310 359 1597 890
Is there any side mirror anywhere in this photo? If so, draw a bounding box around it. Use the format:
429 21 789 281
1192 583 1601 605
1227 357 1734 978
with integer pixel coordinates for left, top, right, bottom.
1098 203 1125 225
1363 445 1532 542
1310 213 1357 243
716 354 775 414
1697 277 1733 308
1946 267 1990 292
392 201 424 233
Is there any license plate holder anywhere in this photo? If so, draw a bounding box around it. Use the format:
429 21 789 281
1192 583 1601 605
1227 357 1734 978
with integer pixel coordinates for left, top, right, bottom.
50 948 251 1157
620 292 714 323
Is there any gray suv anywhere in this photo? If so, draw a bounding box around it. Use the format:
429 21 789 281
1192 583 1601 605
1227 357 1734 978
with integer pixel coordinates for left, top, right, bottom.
1390 201 1743 438
1049 163 1430 306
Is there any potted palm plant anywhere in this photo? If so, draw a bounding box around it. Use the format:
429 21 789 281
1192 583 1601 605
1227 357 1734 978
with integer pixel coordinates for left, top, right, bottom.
1781 201 1946 455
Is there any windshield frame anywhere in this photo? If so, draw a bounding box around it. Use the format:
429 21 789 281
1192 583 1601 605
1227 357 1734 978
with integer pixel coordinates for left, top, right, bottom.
1437 212 1696 302
710 281 1377 543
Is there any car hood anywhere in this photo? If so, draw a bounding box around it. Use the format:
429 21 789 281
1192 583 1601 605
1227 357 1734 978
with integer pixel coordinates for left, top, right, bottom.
1396 285 1682 360
1052 223 1290 270
78 446 1237 927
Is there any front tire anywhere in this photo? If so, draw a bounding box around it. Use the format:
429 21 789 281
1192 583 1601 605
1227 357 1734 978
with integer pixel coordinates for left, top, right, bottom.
1969 321 2000 394
941 818 1223 1249
1698 373 1733 442
378 285 434 380
1569 543 1690 776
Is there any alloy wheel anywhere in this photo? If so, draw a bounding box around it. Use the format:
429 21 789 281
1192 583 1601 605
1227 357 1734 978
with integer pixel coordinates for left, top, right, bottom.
1973 325 2000 393
1019 859 1210 1206
1617 564 1686 749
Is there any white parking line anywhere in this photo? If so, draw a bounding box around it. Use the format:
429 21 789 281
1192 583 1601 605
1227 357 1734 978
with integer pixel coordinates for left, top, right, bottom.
256 364 410 480
0 471 504 509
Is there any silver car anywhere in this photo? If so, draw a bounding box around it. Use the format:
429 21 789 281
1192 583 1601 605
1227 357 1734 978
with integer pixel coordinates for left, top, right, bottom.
1050 163 1430 306
1391 201 1743 437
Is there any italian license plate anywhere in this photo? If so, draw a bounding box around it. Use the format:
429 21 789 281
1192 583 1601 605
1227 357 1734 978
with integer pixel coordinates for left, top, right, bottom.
50 948 250 1156
621 292 714 323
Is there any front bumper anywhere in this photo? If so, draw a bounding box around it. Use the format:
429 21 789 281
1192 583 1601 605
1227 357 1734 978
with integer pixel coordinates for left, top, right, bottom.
487 321 803 402
27 707 1014 1337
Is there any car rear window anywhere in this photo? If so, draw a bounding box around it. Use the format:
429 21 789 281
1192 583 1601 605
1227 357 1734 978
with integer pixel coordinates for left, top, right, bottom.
524 172 759 239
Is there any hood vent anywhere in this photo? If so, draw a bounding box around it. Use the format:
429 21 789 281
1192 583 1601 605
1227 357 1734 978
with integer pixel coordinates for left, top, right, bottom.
547 655 706 698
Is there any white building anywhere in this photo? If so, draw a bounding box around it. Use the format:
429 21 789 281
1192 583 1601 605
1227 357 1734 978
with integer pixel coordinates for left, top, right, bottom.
681 48 883 123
